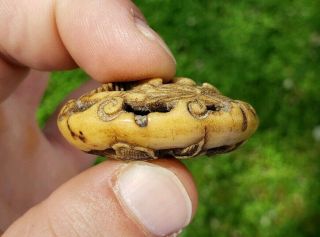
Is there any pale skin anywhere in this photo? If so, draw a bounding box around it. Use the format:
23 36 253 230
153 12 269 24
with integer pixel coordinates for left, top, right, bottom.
0 0 198 236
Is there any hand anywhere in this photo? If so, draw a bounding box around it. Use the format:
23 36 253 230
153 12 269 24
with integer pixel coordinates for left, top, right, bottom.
0 0 198 236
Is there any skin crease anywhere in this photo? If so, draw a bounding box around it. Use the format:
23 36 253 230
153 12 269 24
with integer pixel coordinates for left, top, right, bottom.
0 0 198 236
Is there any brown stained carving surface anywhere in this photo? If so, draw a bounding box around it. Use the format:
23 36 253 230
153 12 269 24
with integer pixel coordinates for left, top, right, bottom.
66 120 87 143
239 106 248 132
57 77 259 160
78 131 86 143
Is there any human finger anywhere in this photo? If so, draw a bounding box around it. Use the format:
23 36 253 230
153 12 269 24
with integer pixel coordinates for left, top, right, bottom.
0 0 176 102
4 159 197 237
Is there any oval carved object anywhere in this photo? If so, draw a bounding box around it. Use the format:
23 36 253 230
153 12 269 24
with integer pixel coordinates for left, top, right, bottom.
57 77 259 160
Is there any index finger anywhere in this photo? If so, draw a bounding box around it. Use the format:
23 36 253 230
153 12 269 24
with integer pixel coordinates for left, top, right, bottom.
0 0 176 101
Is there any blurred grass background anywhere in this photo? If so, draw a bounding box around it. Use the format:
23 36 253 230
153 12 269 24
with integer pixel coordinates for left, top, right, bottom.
37 0 320 236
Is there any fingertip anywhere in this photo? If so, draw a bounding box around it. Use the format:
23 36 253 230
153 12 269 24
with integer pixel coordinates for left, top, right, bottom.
56 0 176 82
113 160 197 236
150 159 199 219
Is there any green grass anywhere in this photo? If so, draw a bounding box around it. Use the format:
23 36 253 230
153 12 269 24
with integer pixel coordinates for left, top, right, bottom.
38 1 320 236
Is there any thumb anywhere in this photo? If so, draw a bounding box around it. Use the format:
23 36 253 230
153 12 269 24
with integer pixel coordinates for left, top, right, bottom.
3 160 197 237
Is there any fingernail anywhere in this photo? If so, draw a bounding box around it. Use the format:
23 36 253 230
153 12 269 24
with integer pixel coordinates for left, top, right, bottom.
134 17 176 64
115 162 192 236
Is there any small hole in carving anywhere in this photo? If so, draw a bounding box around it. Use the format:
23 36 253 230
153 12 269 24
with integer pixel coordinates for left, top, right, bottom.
206 104 220 111
124 102 173 115
124 103 150 116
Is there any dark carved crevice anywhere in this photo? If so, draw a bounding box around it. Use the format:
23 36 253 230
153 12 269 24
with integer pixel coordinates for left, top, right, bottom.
123 102 173 115
87 140 245 160
124 103 150 116
206 104 220 112
206 141 244 156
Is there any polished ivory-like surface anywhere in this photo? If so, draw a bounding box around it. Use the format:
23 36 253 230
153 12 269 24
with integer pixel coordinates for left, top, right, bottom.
57 77 259 160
